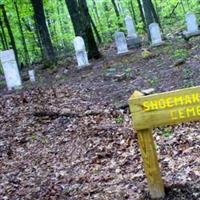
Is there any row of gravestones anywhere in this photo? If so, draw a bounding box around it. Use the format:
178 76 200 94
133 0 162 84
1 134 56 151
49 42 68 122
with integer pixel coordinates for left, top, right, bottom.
0 12 199 91
73 12 200 68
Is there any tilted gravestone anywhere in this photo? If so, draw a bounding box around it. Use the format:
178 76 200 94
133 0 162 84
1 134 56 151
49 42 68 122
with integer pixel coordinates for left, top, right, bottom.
183 12 200 38
149 23 164 47
129 86 200 199
0 49 22 90
115 32 129 54
28 69 36 82
125 16 141 49
73 36 89 69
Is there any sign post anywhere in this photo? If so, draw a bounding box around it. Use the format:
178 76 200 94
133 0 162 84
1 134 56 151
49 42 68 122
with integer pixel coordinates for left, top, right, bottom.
129 86 200 198
129 91 165 199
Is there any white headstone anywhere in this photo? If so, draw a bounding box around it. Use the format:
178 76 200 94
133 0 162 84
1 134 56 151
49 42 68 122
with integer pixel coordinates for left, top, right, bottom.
185 12 199 33
115 32 129 54
73 36 89 69
28 69 36 82
149 23 163 46
0 49 22 90
125 16 138 38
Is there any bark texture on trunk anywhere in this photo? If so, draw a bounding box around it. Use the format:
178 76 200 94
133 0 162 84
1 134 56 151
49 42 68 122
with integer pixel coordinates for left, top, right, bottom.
31 0 56 64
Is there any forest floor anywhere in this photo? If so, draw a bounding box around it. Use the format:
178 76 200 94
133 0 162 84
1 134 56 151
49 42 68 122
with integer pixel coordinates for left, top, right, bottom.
2 36 200 199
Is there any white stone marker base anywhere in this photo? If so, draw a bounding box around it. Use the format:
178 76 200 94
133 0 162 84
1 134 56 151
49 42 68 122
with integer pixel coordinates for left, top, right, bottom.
0 49 22 90
183 30 200 38
127 37 141 49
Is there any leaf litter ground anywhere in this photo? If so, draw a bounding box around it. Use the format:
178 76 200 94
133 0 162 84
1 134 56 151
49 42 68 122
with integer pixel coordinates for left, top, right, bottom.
1 38 200 199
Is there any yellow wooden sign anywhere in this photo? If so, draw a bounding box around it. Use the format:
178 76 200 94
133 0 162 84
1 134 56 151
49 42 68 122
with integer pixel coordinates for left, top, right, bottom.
128 86 200 199
129 86 200 130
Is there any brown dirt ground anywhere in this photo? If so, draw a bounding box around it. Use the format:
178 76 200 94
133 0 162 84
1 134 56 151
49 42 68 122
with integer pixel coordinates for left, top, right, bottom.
1 37 200 199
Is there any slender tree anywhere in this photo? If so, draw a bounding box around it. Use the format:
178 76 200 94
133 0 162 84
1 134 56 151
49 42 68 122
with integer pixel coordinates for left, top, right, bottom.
130 0 138 25
0 4 19 64
111 0 123 28
56 0 68 51
0 32 6 49
138 0 160 39
92 0 101 26
137 0 146 31
30 0 56 64
78 0 101 58
111 0 120 18
90 16 102 44
65 0 82 36
13 0 30 66
0 17 8 49
65 0 101 59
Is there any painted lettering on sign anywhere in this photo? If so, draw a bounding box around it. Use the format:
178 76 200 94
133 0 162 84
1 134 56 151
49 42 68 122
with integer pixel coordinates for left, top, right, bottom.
142 93 200 111
129 87 200 130
170 106 200 120
142 93 200 120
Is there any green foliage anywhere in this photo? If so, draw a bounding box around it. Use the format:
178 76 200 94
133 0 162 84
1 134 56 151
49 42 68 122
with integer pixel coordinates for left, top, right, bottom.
160 127 173 138
172 49 189 60
162 128 173 138
183 68 192 79
0 65 3 75
0 0 198 64
115 115 124 124
31 133 37 141
124 67 132 76
149 77 159 87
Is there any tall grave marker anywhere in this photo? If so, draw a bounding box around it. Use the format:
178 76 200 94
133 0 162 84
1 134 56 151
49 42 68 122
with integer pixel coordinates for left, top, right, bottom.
125 16 141 48
0 49 22 90
73 36 89 69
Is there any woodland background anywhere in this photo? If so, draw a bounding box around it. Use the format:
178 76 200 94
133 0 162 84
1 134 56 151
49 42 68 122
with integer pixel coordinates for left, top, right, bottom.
0 0 199 68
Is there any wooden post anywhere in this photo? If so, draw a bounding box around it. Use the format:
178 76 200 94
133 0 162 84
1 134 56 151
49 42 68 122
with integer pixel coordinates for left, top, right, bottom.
129 91 165 199
137 129 165 199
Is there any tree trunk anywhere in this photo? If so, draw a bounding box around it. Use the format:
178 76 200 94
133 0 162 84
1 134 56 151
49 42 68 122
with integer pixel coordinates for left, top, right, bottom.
56 0 68 52
0 32 6 49
0 17 8 49
137 0 147 31
90 16 102 44
0 4 19 65
31 0 56 64
13 0 30 66
22 17 43 61
130 0 138 25
111 0 123 28
111 0 120 18
92 0 102 27
149 0 162 29
65 0 82 36
65 0 101 59
140 0 160 39
78 0 101 59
